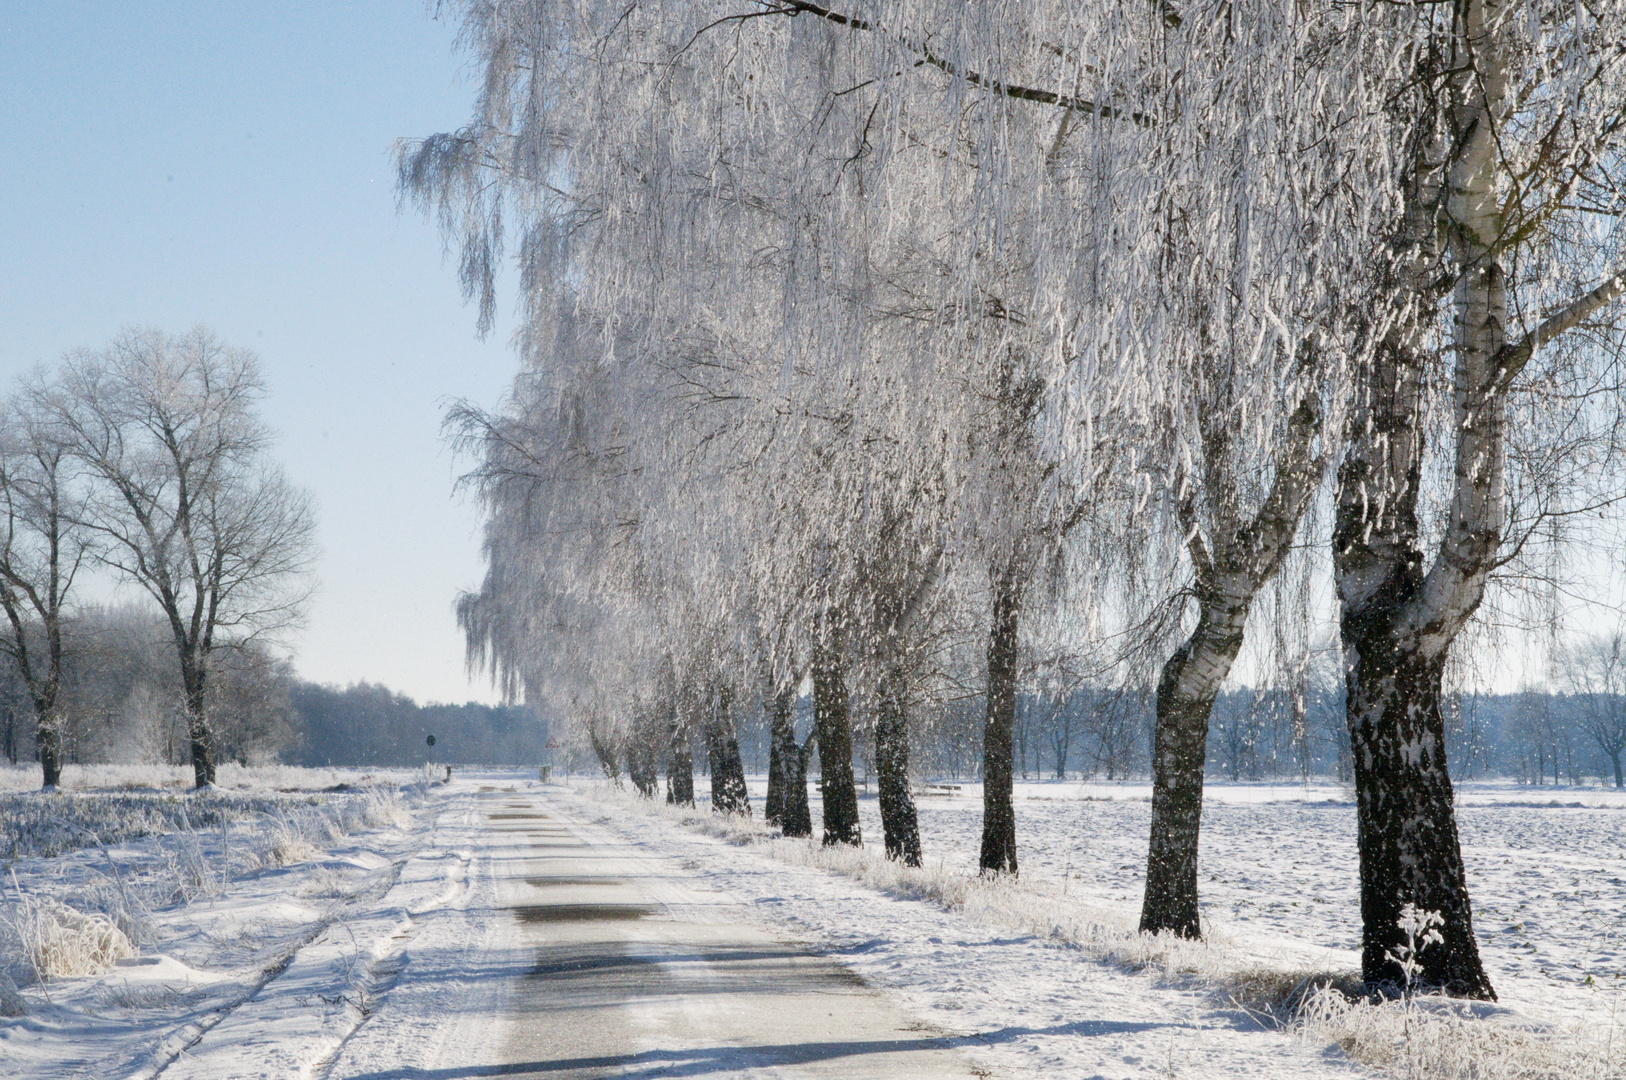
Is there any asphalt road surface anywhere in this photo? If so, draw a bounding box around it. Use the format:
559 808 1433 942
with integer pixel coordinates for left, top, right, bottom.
330 785 990 1079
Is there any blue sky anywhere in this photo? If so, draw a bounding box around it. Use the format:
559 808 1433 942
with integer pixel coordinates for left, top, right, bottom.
0 3 519 704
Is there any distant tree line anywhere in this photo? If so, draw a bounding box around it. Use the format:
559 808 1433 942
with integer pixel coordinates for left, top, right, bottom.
705 669 1626 792
287 681 550 768
0 629 551 771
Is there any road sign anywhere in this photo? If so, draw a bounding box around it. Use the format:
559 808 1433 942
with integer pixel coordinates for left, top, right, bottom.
544 737 559 749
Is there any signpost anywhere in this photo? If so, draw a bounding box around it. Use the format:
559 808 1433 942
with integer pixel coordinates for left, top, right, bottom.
541 735 559 782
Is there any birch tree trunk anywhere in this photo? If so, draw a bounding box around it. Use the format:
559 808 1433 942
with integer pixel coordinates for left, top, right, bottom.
665 694 694 806
813 641 861 846
875 663 922 865
1140 399 1321 937
766 686 812 835
765 687 790 825
628 707 661 797
706 684 751 815
979 566 1022 875
1334 268 1498 994
1140 602 1245 937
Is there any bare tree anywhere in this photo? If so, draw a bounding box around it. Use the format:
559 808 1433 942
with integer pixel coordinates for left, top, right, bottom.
0 377 89 788
1560 634 1626 789
52 328 316 788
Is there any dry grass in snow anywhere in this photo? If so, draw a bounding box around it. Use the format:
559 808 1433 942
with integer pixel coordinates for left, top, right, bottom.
1297 983 1626 1079
1 775 415 1001
2 895 135 981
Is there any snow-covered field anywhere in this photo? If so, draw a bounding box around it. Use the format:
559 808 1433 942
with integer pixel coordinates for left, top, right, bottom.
2 765 1622 1079
624 774 1626 1075
857 777 1626 1027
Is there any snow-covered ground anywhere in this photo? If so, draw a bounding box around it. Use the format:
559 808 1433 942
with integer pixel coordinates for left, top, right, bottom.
1 765 1622 1079
864 776 1626 1029
0 767 437 1078
574 775 1626 1077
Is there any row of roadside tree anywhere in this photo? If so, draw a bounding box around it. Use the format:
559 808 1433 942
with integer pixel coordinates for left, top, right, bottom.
411 0 1626 1000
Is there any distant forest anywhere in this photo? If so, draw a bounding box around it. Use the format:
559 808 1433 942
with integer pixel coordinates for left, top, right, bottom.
720 683 1626 790
0 606 552 769
288 682 550 768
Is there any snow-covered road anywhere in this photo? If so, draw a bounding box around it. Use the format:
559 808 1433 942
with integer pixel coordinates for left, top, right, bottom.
320 780 985 1079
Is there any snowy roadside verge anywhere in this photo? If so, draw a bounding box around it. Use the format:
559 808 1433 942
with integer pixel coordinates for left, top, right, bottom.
574 782 1626 1080
0 772 446 1080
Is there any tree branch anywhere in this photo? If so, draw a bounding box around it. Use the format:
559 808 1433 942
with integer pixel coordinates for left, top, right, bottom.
763 0 1153 126
1494 268 1626 390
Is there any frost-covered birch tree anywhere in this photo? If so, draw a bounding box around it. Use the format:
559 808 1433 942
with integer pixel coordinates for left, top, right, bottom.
1328 0 1626 998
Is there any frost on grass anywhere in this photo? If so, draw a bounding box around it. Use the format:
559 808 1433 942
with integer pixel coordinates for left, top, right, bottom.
0 781 412 862
1293 903 1626 1079
1296 985 1626 1080
2 895 134 981
0 970 26 1017
0 768 416 1008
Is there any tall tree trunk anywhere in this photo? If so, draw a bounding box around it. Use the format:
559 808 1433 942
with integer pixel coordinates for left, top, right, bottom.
766 687 811 833
706 685 750 815
665 694 693 806
785 734 815 838
1139 601 1247 937
875 663 921 866
1333 134 1494 997
766 686 814 837
766 692 786 825
1342 620 1493 996
813 643 860 846
628 708 660 797
3 601 69 789
35 699 62 789
586 723 621 784
1138 397 1320 938
979 569 1021 875
182 660 215 788
39 614 66 789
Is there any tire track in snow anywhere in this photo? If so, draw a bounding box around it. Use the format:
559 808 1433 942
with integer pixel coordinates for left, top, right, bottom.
116 851 416 1080
305 847 475 1079
113 798 470 1080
